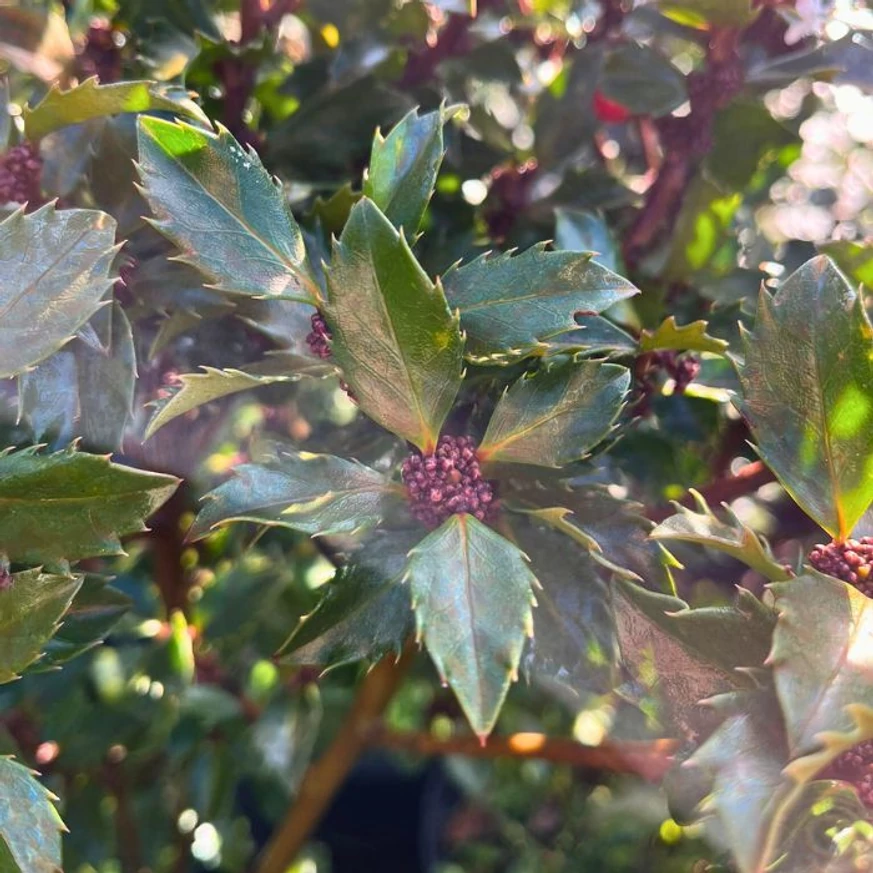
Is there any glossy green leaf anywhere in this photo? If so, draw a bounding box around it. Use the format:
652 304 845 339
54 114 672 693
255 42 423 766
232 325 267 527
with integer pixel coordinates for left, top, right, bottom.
23 77 208 140
506 481 664 582
0 757 64 872
820 241 873 287
17 348 78 445
324 197 463 451
651 490 792 581
685 694 796 873
738 256 873 537
405 514 538 738
38 576 132 669
640 316 729 355
442 245 639 362
364 105 451 235
513 520 618 703
554 208 622 273
0 204 118 379
279 531 417 669
189 452 402 541
0 447 179 563
0 74 9 151
0 569 82 682
769 573 873 776
614 579 775 738
658 0 757 27
145 355 331 439
137 116 318 302
600 43 688 118
479 360 629 467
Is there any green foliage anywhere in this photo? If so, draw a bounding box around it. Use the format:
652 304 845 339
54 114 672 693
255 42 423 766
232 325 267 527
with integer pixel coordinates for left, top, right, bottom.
739 256 873 538
324 197 463 451
137 117 318 301
0 447 178 563
0 204 118 379
406 514 537 738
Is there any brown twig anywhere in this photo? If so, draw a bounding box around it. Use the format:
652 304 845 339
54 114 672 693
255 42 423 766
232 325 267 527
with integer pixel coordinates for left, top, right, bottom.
254 644 418 873
647 460 775 523
103 758 145 873
369 728 678 783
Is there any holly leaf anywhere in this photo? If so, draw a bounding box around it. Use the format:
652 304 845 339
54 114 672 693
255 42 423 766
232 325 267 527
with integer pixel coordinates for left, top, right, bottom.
0 204 119 379
554 207 622 273
324 197 463 451
279 531 417 669
145 355 331 439
514 519 618 704
137 116 319 302
23 77 208 140
189 452 403 540
600 43 688 118
442 245 639 362
658 0 757 27
614 579 776 738
479 360 630 467
0 569 82 682
768 573 873 778
405 514 538 738
684 693 796 873
640 316 729 355
363 105 453 235
820 241 873 287
37 576 132 669
738 256 873 538
651 490 792 581
0 757 64 872
0 447 179 563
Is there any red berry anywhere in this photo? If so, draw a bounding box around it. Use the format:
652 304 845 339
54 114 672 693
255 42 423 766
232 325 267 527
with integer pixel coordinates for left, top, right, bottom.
401 435 498 529
593 91 632 124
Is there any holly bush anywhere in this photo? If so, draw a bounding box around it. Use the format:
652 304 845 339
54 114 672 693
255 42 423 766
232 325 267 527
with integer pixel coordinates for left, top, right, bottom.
3 0 873 871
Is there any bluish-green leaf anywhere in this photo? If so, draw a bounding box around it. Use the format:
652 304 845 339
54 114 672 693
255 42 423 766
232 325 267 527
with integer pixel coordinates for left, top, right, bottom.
23 77 208 140
324 197 463 451
600 43 688 118
279 531 417 669
479 360 630 467
0 569 82 682
738 255 873 537
0 757 64 872
769 573 873 778
364 105 452 235
405 514 538 738
0 204 118 379
137 116 318 302
0 447 179 563
554 208 622 273
189 452 403 540
442 245 639 362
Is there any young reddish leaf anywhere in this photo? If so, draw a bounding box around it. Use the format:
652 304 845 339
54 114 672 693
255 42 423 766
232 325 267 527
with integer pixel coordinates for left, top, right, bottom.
479 360 629 467
364 105 454 235
324 197 463 451
0 569 82 682
279 531 418 670
0 447 179 563
189 452 403 540
738 256 873 538
23 77 208 139
405 514 538 739
137 116 319 303
769 573 873 777
442 245 639 362
0 757 65 872
0 204 118 379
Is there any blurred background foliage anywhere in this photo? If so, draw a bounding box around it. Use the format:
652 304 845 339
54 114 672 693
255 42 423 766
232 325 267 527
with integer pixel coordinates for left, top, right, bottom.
2 0 873 870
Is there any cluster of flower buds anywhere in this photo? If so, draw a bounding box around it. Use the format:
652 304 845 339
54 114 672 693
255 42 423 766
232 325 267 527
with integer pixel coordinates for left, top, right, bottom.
77 19 124 83
808 537 873 597
484 159 537 242
401 435 497 529
306 312 333 359
0 143 43 206
821 740 873 808
634 351 700 416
